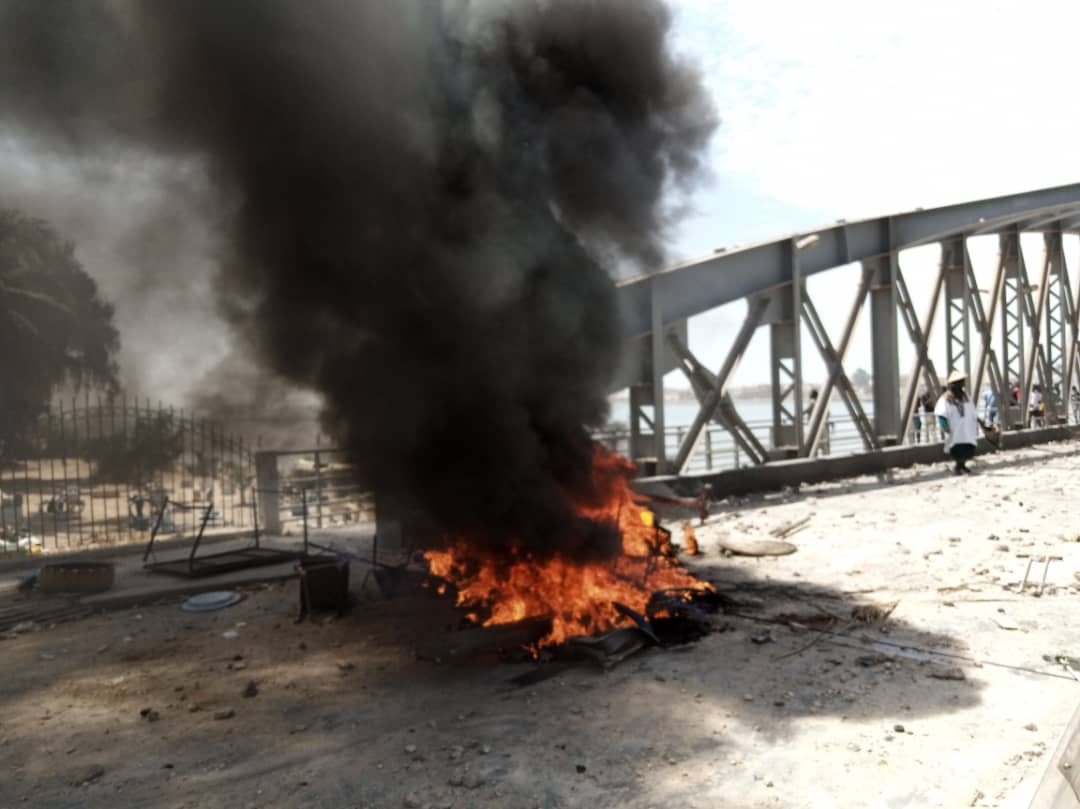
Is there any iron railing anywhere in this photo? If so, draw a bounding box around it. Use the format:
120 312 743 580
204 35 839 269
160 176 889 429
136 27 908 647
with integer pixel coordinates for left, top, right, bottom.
593 398 1072 475
0 395 256 556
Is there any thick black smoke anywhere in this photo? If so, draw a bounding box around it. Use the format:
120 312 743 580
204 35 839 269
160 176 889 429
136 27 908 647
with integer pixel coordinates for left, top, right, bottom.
0 0 716 560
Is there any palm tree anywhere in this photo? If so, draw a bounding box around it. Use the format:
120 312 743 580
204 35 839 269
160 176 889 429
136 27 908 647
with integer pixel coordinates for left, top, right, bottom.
0 209 119 459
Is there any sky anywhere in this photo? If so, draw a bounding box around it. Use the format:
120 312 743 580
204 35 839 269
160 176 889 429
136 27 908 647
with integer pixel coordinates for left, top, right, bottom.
662 0 1080 390
5 1 1080 418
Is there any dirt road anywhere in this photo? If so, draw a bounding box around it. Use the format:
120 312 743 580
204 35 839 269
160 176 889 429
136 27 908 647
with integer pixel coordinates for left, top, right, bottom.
3 442 1080 808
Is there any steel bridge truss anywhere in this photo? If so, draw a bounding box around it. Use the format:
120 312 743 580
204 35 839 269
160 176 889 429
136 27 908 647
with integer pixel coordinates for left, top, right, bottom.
616 183 1080 475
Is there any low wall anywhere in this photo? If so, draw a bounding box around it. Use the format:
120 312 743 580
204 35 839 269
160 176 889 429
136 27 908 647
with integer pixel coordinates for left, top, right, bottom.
635 424 1080 499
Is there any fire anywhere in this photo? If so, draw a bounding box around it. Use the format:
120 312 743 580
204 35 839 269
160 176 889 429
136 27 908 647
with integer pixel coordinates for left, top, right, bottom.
424 445 709 648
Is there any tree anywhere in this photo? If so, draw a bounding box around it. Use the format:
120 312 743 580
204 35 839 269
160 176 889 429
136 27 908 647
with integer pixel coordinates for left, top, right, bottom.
851 367 872 391
0 210 119 458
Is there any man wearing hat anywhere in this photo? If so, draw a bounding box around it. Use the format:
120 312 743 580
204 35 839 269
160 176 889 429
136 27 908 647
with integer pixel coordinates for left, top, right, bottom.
935 369 979 473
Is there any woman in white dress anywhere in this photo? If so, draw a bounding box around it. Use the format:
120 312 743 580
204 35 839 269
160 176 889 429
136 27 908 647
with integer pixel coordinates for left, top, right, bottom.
935 369 979 474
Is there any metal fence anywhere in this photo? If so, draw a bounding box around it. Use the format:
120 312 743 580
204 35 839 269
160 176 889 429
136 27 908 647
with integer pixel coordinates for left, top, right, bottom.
593 412 870 474
0 395 256 556
595 396 1080 475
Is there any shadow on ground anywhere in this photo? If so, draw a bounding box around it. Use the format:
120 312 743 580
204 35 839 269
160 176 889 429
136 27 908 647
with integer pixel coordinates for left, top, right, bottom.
0 554 990 809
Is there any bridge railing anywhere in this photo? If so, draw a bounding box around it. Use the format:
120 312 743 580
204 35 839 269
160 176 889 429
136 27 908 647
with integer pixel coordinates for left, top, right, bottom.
593 401 1076 475
593 412 870 474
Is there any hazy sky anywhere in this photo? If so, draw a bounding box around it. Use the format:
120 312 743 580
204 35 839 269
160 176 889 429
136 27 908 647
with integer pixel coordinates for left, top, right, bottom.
665 0 1080 389
5 1 1080 411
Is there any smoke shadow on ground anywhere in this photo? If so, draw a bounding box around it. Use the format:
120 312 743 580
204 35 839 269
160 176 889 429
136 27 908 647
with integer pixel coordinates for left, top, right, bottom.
0 560 993 809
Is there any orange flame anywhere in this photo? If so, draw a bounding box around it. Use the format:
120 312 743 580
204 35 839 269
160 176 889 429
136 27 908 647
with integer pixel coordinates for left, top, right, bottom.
424 445 708 648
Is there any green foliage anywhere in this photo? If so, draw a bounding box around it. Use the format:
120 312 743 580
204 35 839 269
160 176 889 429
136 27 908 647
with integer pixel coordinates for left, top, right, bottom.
0 210 119 459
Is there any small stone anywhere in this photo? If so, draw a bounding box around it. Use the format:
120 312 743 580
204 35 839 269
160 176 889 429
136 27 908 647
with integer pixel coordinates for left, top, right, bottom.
404 744 417 754
893 724 905 733
337 661 355 672
72 764 106 785
575 764 586 774
1024 723 1039 732
449 745 464 761
480 745 491 755
750 630 774 645
927 666 966 681
140 707 160 722
213 709 235 720
242 681 258 698
463 772 487 789
856 654 888 667
448 770 465 787
743 694 754 702
403 792 422 808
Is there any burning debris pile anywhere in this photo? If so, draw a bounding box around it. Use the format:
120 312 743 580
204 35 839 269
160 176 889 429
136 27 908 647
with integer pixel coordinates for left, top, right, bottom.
0 1 717 618
425 446 712 649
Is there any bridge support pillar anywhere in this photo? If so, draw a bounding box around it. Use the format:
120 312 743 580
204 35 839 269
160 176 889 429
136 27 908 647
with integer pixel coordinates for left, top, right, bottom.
1045 230 1070 418
867 254 901 444
622 281 687 474
999 231 1026 428
943 237 971 383
765 246 803 458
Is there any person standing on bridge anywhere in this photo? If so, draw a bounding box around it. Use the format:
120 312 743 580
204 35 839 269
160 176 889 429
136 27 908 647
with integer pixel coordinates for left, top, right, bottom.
935 370 979 475
982 386 998 427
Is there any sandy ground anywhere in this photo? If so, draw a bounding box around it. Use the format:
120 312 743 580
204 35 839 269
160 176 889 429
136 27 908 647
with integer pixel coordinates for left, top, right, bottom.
4 442 1080 808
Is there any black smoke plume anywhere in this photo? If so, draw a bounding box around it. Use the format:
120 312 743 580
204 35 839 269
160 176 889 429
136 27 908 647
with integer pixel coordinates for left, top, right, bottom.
0 0 716 560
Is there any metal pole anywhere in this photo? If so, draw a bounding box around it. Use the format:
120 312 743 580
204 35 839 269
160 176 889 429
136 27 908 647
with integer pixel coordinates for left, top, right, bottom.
302 488 310 555
314 450 324 530
649 277 667 472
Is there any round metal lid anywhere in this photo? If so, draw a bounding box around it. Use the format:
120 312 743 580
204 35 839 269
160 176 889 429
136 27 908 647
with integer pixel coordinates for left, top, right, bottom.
181 590 243 613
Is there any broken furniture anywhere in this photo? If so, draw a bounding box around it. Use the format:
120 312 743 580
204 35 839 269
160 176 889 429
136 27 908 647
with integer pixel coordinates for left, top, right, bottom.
295 557 351 621
143 493 311 578
1018 553 1063 596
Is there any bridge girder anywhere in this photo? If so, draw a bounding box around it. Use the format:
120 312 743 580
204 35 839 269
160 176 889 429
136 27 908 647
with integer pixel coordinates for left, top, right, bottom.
613 183 1080 474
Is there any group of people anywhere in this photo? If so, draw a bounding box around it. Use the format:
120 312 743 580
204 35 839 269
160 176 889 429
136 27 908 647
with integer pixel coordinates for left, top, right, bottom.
981 382 1050 428
928 372 1073 474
